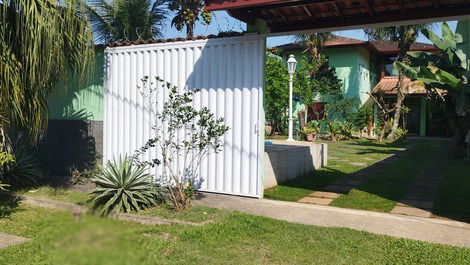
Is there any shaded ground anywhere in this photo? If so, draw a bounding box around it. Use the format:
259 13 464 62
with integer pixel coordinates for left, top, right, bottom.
264 138 468 222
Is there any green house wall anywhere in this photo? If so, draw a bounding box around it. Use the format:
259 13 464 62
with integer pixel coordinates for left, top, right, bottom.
48 47 105 121
281 46 372 107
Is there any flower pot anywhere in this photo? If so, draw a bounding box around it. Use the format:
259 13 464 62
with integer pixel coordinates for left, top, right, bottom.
305 133 316 142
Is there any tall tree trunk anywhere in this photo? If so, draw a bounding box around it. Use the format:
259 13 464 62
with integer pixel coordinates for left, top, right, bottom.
388 42 412 139
186 22 194 38
388 74 405 139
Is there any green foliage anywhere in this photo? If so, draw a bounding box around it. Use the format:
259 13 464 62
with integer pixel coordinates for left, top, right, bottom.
1 0 94 144
0 151 14 191
396 23 470 116
133 77 229 212
1 134 44 187
265 51 289 135
167 0 211 38
395 22 470 157
327 96 360 121
394 128 408 140
339 122 354 140
294 57 343 107
90 155 164 216
353 105 373 130
87 0 167 43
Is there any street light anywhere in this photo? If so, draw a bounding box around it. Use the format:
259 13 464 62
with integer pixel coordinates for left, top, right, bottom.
287 54 297 142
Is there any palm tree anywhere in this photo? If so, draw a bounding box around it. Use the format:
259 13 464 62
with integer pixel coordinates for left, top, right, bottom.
87 0 167 43
167 0 212 38
364 24 433 139
0 0 94 150
294 33 334 63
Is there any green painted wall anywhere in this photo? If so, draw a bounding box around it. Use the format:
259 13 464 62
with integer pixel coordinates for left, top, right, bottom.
48 47 105 121
324 46 371 105
280 46 372 105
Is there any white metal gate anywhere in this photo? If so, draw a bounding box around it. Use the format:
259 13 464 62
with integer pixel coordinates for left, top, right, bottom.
103 36 265 198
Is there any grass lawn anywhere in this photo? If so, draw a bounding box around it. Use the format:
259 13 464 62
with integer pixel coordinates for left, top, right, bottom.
1 196 470 264
434 158 470 221
264 138 448 212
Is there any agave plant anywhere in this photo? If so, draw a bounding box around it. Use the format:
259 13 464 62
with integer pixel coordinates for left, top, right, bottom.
1 136 44 187
90 155 164 216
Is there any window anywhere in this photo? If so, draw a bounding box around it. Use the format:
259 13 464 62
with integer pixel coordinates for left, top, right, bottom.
384 56 399 76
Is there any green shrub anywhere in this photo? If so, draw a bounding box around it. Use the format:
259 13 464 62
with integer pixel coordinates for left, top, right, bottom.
90 155 165 216
339 122 354 140
1 138 44 187
327 120 342 141
394 128 408 140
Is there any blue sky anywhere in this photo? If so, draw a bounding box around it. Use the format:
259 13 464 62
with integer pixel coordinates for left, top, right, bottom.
162 11 458 48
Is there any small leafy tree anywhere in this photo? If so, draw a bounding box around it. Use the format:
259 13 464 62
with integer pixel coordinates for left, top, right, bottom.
364 24 433 139
167 0 212 38
265 51 290 136
396 22 470 158
133 77 229 211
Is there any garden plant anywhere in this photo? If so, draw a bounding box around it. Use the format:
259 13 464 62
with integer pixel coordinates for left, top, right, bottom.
133 77 229 212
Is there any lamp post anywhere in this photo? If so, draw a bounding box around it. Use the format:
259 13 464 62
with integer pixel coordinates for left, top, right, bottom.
287 54 297 142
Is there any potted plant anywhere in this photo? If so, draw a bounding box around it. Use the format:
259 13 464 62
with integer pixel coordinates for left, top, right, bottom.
302 127 316 142
302 121 321 142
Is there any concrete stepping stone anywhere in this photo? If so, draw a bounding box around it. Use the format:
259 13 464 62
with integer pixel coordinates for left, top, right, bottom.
398 200 435 210
349 162 367 166
297 197 333 205
0 232 30 249
391 206 432 218
309 191 342 199
324 184 354 194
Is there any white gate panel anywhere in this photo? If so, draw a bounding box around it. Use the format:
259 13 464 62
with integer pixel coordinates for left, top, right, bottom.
104 36 265 198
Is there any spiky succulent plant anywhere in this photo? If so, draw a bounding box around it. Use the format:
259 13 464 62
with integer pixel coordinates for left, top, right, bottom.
90 155 164 216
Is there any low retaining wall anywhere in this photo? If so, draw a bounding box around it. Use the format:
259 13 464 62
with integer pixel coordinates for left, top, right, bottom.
264 140 327 189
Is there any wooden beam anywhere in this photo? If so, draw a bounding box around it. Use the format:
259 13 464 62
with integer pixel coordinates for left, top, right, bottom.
365 0 375 16
398 0 406 14
269 5 470 33
331 1 344 19
433 0 440 10
302 5 314 18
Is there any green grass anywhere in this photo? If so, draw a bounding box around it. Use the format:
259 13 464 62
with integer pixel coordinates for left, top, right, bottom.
1 201 470 264
17 186 225 223
434 158 470 220
264 139 409 203
264 138 449 212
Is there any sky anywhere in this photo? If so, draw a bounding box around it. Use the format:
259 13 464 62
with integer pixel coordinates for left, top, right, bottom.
162 11 459 48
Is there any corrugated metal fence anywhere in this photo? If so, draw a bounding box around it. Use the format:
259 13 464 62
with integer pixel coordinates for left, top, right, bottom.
104 36 266 198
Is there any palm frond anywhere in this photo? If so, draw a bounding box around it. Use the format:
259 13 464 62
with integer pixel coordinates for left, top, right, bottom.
0 0 94 144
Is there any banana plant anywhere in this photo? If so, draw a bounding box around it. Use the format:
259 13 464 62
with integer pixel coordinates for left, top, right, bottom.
396 22 470 158
395 22 470 116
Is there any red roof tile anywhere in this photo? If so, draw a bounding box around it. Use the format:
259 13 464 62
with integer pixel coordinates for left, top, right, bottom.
106 32 244 48
372 77 439 95
273 37 438 54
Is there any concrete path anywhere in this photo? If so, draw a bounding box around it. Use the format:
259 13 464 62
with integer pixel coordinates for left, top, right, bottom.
391 141 450 218
0 232 30 249
194 193 470 248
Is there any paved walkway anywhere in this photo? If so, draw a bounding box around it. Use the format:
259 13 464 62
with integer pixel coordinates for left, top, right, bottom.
298 146 405 206
391 142 449 218
194 193 470 248
0 232 30 249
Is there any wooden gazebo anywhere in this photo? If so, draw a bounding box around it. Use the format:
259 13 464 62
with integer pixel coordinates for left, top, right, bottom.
205 0 470 34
